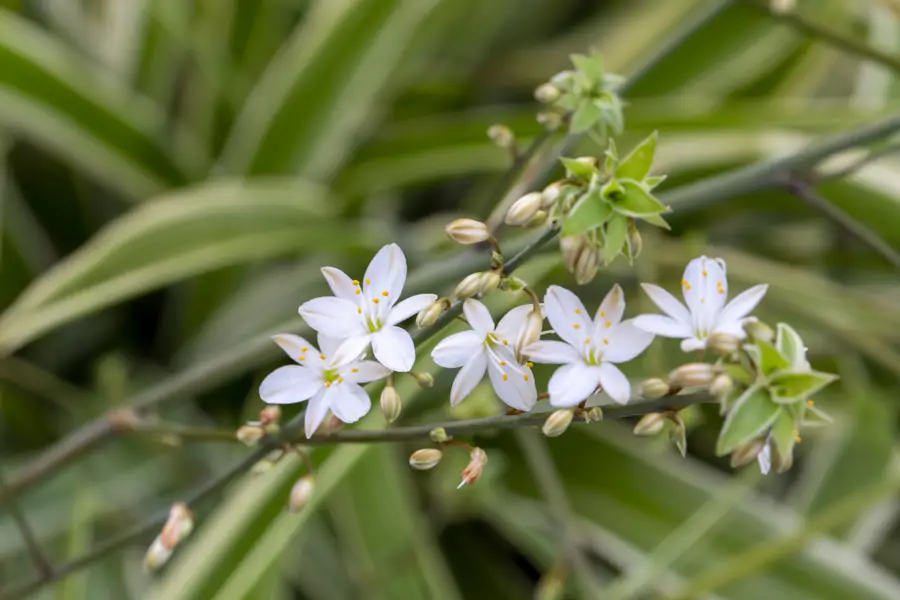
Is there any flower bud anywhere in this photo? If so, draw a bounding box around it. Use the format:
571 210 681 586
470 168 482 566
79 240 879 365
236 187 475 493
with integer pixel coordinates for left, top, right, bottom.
416 299 446 329
730 439 766 468
429 427 450 443
505 192 544 226
626 220 642 259
668 363 716 388
454 272 484 300
744 321 774 343
160 502 194 549
707 332 740 356
236 424 266 447
526 210 549 228
288 475 314 512
574 245 599 285
584 406 604 422
560 235 588 272
410 448 443 470
478 270 501 295
380 384 402 423
534 83 561 104
412 371 434 388
487 124 515 149
143 536 173 573
516 307 544 355
770 0 795 15
259 405 281 427
542 409 574 437
445 218 490 245
458 447 488 488
710 374 734 398
537 111 563 131
541 181 566 209
574 156 600 170
633 412 666 436
639 378 671 399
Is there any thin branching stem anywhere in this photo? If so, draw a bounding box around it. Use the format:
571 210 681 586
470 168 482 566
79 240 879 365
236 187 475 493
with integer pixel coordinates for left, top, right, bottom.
0 467 53 580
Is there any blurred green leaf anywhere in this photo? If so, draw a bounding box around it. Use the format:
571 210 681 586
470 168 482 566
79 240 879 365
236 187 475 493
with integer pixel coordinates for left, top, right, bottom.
716 387 780 455
770 371 837 404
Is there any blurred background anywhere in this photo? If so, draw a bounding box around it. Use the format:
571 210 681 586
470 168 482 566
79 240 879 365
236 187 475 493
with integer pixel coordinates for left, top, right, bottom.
2 0 900 598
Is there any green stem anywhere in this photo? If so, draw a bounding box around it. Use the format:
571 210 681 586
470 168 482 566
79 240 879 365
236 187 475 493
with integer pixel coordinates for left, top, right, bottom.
0 467 53 579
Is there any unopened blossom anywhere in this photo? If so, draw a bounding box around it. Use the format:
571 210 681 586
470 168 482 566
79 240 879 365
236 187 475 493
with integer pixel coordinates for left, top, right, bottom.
259 334 391 437
634 256 768 352
523 285 653 406
431 300 539 411
298 244 437 372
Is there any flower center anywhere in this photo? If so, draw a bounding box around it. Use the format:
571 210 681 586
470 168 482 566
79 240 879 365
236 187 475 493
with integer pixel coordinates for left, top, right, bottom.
323 368 343 387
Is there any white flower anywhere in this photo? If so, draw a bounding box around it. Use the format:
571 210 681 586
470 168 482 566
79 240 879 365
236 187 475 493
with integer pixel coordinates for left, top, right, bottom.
259 333 390 437
634 256 768 352
298 244 437 372
431 299 538 411
523 285 653 406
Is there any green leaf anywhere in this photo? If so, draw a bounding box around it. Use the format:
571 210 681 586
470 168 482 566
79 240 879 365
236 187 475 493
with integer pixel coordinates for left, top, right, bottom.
559 157 598 182
644 175 667 190
0 179 340 354
570 53 604 86
717 387 781 455
612 180 668 217
220 0 442 179
562 190 613 237
746 339 790 376
616 131 658 181
602 214 628 264
641 212 672 230
769 370 838 403
722 363 753 386
769 409 797 473
801 403 834 426
775 322 806 368
570 99 603 133
604 138 618 175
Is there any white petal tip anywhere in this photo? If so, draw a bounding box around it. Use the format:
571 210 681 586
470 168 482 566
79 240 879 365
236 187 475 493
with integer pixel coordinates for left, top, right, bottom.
457 480 467 490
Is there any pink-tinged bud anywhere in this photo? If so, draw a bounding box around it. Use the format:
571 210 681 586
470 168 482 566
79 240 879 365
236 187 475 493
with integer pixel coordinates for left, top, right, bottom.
487 124 516 149
542 409 574 437
633 412 666 436
288 475 315 512
505 192 544 226
236 425 266 447
143 537 173 573
638 378 670 400
409 448 443 470
380 384 402 423
259 405 281 427
445 218 490 245
668 363 716 388
160 502 194 549
458 447 488 489
534 83 561 104
416 299 446 329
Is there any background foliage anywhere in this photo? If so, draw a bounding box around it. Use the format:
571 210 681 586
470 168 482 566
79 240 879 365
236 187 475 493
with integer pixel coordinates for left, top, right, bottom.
2 0 900 598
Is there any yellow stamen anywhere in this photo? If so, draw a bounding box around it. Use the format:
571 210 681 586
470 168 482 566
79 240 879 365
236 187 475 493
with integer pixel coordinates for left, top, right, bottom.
700 297 706 304
502 374 508 381
382 290 389 297
806 400 814 406
320 354 326 360
526 362 533 368
356 289 361 295
681 279 691 290
352 368 359 373
298 356 306 361
357 307 362 313
603 338 609 345
575 309 581 314
352 280 359 285
523 374 529 381
600 310 606 318
365 278 371 285
372 298 380 304
324 381 331 388
338 377 344 383
585 337 591 344
795 436 802 443
702 270 708 277
503 340 508 345
500 361 507 366
302 347 309 352
605 321 611 328
573 323 581 329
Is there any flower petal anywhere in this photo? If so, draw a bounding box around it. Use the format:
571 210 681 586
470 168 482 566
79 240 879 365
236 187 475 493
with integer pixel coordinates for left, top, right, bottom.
682 256 725 332
544 285 592 348
494 304 534 341
299 296 365 338
317 334 345 359
487 359 536 411
603 319 655 363
260 365 322 404
321 267 359 302
640 283 692 325
463 298 495 334
327 334 372 369
680 337 707 352
633 315 692 339
432 330 485 368
522 340 581 364
451 352 487 406
595 284 625 328
372 325 416 372
388 293 438 326
364 243 407 302
758 442 772 475
305 388 330 438
271 334 322 368
340 360 390 384
548 362 602 407
716 284 768 329
329 382 372 424
598 362 630 404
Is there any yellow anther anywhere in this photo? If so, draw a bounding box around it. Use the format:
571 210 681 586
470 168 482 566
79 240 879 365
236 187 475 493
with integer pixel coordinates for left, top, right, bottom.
324 381 331 388
502 374 508 381
523 374 529 381
500 361 507 366
605 321 611 328
302 347 309 352
298 356 306 361
366 278 371 285
338 377 344 383
356 289 361 295
526 362 533 368
603 338 609 345
357 307 362 313
352 279 359 285
382 290 389 297
319 354 326 360
681 279 690 289
573 323 581 329
700 297 706 304
372 298 380 304
795 436 802 443
352 368 359 373
600 310 606 318
584 337 591 344
503 340 508 345
806 400 814 406
575 309 582 314
702 270 708 277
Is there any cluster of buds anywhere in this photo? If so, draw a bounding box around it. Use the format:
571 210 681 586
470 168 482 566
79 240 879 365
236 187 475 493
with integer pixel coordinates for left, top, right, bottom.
143 502 194 573
236 405 282 447
408 445 489 490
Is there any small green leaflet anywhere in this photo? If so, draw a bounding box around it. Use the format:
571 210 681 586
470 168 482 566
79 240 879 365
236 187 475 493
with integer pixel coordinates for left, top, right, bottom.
769 371 838 403
602 214 628 264
562 189 613 237
612 180 668 217
616 131 658 181
717 386 781 455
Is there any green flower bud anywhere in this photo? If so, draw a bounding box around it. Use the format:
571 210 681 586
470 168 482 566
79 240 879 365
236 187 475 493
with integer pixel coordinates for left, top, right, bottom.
633 412 666 436
668 363 716 388
410 448 443 470
445 218 490 245
487 124 515 149
288 475 315 512
506 192 544 226
380 384 402 423
534 83 561 104
542 409 574 437
707 332 740 356
429 427 450 443
638 378 670 399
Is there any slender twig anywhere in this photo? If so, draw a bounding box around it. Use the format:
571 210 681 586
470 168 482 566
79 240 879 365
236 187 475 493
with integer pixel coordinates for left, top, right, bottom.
746 0 900 74
813 142 900 182
0 467 54 579
130 393 713 446
515 429 605 597
783 177 900 271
